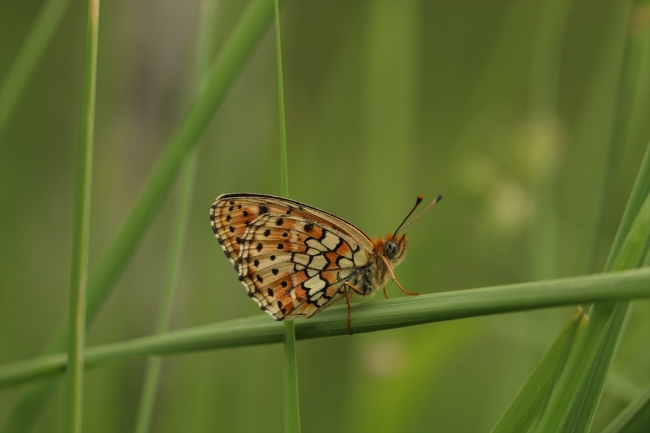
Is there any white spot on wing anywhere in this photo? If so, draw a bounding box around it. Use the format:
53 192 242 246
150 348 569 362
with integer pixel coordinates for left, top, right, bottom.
306 238 327 251
305 275 326 295
321 232 340 250
338 258 353 268
310 254 327 270
353 250 368 267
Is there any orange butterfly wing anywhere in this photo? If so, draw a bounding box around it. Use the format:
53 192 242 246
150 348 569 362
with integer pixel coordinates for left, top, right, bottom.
210 193 375 319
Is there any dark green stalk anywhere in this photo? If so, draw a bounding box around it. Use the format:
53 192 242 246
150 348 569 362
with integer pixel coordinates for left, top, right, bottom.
63 0 100 431
527 0 571 280
273 1 300 431
1 267 648 388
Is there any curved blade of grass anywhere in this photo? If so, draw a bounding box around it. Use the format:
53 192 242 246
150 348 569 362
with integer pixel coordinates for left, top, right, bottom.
63 1 100 431
2 2 279 432
600 385 650 433
584 0 646 274
273 1 300 431
0 0 71 133
490 308 586 433
535 143 650 433
1 267 648 388
605 138 650 272
562 194 650 433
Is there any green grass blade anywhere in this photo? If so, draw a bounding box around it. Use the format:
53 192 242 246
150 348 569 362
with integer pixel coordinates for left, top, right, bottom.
273 1 300 431
535 144 650 433
1 268 648 388
605 142 650 272
2 2 279 432
63 1 100 431
600 385 650 433
490 308 585 433
584 0 645 274
275 0 289 200
562 194 650 432
609 190 650 272
283 320 301 433
0 0 70 133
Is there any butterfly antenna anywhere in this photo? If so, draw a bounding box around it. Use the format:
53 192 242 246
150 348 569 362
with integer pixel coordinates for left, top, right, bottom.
392 195 424 238
401 194 443 232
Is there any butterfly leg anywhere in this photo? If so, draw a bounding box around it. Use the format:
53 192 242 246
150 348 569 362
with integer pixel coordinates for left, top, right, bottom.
383 285 389 300
343 282 363 336
381 256 420 296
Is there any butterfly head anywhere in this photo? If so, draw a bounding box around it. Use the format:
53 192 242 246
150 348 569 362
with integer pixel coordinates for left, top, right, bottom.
377 233 408 265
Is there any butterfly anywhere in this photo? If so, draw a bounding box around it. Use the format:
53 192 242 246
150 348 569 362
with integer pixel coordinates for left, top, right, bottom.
210 193 442 334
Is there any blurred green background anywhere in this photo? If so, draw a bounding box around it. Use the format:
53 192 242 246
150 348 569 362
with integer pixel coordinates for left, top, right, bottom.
1 1 649 432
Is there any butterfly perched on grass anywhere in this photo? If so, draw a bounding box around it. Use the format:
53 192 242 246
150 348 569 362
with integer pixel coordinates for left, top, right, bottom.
210 193 441 334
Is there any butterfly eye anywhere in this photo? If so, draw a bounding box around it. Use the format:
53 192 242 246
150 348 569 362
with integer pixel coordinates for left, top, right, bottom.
384 240 398 259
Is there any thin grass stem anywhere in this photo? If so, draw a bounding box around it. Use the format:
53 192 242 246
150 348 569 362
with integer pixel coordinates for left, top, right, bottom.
1 267 648 388
273 1 301 431
63 0 100 431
